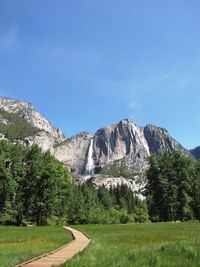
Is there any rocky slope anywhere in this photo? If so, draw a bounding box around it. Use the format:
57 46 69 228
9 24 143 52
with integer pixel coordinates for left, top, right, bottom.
0 97 65 150
90 174 146 200
54 132 92 174
190 146 200 159
143 124 190 156
93 119 150 167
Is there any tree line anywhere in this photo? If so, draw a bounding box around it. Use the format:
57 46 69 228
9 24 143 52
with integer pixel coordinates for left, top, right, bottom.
1 139 200 226
68 183 148 224
146 152 200 222
0 140 147 226
0 140 71 225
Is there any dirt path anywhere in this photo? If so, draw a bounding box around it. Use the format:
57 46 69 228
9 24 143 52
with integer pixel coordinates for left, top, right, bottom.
16 226 91 267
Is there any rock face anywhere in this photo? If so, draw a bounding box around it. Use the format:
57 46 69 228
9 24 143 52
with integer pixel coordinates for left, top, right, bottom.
93 119 150 166
89 119 151 188
54 132 92 174
0 97 65 148
53 119 151 176
24 131 56 153
190 146 200 159
54 119 191 178
91 119 191 173
143 124 190 156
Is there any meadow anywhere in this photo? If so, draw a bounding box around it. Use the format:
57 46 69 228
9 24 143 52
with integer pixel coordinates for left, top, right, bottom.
0 226 72 267
2 222 200 267
61 222 200 267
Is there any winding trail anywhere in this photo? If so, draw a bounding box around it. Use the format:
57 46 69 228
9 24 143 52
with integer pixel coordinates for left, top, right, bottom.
16 226 91 267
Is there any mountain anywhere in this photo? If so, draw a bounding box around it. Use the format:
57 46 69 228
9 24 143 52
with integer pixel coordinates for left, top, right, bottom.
53 118 193 197
0 97 195 197
190 146 200 159
0 97 65 151
55 118 191 173
143 124 191 156
0 108 39 140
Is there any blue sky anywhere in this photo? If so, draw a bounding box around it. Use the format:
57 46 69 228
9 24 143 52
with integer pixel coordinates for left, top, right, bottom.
0 0 199 149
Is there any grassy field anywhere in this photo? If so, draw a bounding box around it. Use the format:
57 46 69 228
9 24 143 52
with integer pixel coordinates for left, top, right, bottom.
61 222 200 267
0 226 72 267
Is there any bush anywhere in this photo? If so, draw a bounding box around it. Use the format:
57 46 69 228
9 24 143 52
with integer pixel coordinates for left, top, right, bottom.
0 108 39 141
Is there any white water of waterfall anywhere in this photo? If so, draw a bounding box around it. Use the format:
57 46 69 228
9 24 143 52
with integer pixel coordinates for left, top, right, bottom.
85 138 94 178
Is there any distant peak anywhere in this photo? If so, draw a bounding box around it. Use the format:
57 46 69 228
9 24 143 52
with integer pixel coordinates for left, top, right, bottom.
73 132 93 139
119 118 135 125
0 97 33 109
145 124 168 133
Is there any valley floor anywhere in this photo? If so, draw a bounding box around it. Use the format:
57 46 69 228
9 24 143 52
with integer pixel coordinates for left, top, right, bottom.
61 222 200 267
2 222 200 267
0 226 72 267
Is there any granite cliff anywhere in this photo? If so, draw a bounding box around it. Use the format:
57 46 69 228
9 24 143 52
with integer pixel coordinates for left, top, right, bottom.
190 146 200 159
0 97 65 151
54 119 190 175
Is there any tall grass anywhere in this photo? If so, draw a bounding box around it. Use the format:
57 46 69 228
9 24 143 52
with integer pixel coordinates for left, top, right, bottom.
0 226 72 267
61 222 200 267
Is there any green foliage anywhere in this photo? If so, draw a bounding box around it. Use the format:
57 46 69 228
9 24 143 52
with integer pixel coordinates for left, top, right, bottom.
146 152 198 222
101 158 136 179
0 108 39 140
0 140 72 226
67 183 148 224
191 160 200 220
0 139 147 226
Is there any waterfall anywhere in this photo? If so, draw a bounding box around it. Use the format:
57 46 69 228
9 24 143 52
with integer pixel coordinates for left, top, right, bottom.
85 138 94 177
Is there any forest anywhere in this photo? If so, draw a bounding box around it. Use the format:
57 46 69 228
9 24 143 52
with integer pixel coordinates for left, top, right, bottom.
0 140 147 225
146 152 200 222
0 139 200 226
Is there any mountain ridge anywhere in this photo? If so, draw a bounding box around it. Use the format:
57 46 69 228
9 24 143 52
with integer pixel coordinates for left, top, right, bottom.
0 97 198 197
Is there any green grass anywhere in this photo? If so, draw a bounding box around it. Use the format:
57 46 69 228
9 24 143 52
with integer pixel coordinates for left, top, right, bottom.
61 222 200 267
0 226 72 267
2 223 200 267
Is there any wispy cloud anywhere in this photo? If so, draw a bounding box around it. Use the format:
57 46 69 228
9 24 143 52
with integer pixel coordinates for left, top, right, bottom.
0 26 18 53
33 42 101 68
128 100 143 120
129 101 143 110
125 65 195 97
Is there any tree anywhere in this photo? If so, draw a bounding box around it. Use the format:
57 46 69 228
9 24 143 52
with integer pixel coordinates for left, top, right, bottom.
146 152 194 222
98 185 113 210
67 185 86 224
192 160 200 220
